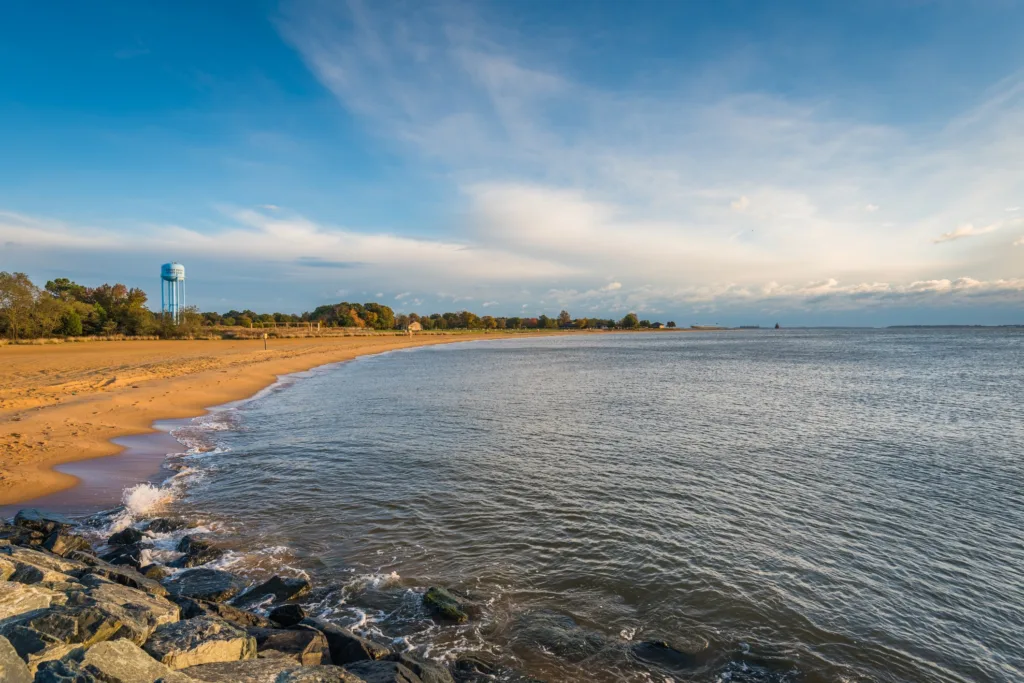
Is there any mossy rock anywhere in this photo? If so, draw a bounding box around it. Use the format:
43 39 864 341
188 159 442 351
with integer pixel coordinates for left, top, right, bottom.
423 586 468 623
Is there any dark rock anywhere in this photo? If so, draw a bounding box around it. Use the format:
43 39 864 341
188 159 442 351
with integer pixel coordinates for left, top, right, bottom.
108 527 145 546
162 568 248 603
170 535 225 568
344 660 424 683
180 658 306 682
280 665 365 682
233 575 311 608
249 626 330 665
0 634 32 683
0 523 45 548
393 654 456 683
12 509 72 536
143 615 257 669
269 603 307 628
171 596 273 629
630 640 697 671
99 543 147 569
42 531 92 558
300 617 391 665
511 610 606 663
422 587 468 623
80 560 169 596
33 659 100 683
139 563 172 580
451 656 497 682
145 518 189 534
71 575 180 643
0 604 123 661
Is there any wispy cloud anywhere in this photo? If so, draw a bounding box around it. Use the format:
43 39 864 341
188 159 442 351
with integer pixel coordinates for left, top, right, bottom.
933 222 1003 243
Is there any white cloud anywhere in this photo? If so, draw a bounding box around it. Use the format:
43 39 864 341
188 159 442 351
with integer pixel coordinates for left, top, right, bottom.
259 204 280 210
730 196 750 212
933 222 1002 243
1014 237 1024 247
602 282 622 291
394 292 410 300
482 300 498 307
864 204 880 212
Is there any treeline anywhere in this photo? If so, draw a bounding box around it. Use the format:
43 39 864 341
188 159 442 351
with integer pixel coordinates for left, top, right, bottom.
1 272 677 340
0 272 208 340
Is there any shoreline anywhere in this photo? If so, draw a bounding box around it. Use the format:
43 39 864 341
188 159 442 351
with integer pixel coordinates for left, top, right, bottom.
0 332 580 506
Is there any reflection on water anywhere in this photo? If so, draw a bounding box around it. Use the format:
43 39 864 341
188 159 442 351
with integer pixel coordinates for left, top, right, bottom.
165 330 1022 682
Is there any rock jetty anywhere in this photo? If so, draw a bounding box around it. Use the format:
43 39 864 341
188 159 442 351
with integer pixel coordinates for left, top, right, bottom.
0 508 515 683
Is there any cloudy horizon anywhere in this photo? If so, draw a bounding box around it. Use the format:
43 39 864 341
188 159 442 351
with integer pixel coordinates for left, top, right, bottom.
2 1 1022 326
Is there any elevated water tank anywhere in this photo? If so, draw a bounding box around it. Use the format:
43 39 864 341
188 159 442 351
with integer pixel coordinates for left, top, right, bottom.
161 262 186 282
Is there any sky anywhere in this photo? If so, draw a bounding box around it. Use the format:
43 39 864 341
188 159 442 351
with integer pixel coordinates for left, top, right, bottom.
1 0 1023 326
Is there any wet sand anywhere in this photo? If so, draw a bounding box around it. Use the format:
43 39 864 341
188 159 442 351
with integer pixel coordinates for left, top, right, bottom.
0 333 562 506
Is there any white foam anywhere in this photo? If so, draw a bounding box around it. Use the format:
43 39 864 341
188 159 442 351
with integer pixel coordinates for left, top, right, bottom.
109 483 173 532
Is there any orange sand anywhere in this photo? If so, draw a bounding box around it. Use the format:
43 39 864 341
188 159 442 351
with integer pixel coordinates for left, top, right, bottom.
0 333 556 505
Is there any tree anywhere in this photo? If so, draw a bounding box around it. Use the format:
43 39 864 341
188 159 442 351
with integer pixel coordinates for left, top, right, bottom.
0 272 37 339
60 309 83 336
506 316 521 329
619 312 639 329
558 310 572 327
667 321 677 328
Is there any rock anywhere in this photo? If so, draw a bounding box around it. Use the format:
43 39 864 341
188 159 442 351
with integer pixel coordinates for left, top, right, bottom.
281 665 366 682
630 640 697 671
12 509 72 536
248 627 330 666
139 564 172 581
32 658 100 682
79 638 195 683
145 519 189 534
143 616 256 670
1 546 88 585
100 544 147 569
74 574 181 640
42 532 93 558
269 603 306 628
179 658 302 682
81 562 168 598
170 596 272 629
343 660 423 683
0 604 124 671
109 528 146 546
170 536 225 569
0 523 45 548
0 555 16 581
393 655 455 683
299 618 390 665
0 582 68 620
0 634 32 683
422 588 467 624
162 569 248 603
233 576 310 609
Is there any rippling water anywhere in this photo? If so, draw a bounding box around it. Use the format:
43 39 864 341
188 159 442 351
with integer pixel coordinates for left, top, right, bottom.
165 329 1023 682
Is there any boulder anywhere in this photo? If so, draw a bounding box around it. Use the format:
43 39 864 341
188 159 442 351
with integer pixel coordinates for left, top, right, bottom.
80 638 196 683
282 665 367 682
269 603 306 628
32 658 100 682
393 655 455 683
248 627 330 666
101 543 147 569
0 555 16 581
108 527 146 546
139 564 172 581
0 523 45 548
80 561 168 597
0 582 68 620
422 588 468 624
42 531 93 558
12 509 72 536
180 658 303 682
1 546 88 585
0 604 123 671
75 574 181 639
145 518 189 534
0 634 32 683
233 576 310 609
171 536 225 568
143 616 256 670
162 569 248 603
171 596 272 629
299 618 390 665
343 660 424 683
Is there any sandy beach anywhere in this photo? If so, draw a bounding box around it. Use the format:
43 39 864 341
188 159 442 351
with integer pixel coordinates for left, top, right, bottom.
0 333 549 505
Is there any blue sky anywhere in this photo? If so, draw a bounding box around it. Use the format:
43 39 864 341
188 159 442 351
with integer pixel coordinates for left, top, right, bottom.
2 0 1023 325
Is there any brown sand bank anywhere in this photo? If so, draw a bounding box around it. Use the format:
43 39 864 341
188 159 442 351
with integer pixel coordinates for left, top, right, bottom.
0 332 559 505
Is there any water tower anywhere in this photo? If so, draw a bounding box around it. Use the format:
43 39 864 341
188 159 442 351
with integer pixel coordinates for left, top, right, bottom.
160 262 186 321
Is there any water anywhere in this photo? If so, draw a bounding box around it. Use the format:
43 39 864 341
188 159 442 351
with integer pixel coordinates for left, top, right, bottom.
157 330 1022 682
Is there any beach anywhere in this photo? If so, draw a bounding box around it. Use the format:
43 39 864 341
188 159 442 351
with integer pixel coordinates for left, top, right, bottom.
0 333 554 505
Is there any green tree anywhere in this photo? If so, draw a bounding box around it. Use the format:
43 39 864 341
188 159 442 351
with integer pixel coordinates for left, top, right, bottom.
667 321 677 328
0 272 37 339
60 309 83 336
619 312 639 329
558 310 572 327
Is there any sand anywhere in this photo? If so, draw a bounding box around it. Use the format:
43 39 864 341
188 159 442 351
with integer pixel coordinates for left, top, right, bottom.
0 333 548 505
